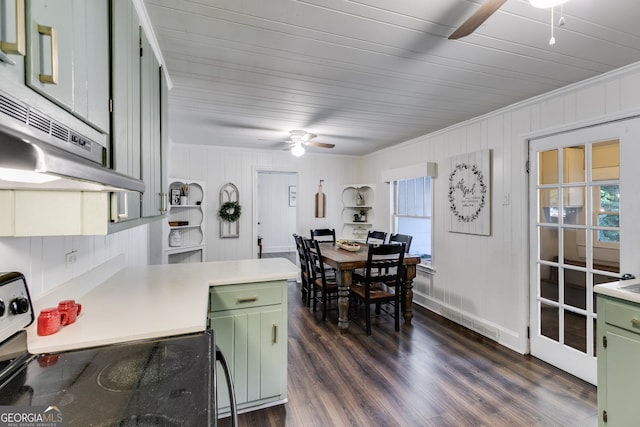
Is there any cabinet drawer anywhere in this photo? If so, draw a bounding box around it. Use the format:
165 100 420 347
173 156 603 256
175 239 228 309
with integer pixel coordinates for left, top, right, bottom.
209 281 283 312
603 297 640 334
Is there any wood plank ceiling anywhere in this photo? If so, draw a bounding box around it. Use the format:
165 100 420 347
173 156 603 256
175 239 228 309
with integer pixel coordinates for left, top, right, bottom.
143 0 640 156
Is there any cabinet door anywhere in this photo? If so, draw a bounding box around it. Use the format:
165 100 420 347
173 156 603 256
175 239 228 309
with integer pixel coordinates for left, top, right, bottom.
26 0 109 132
80 0 109 132
208 306 285 411
110 0 141 222
140 31 162 217
26 0 74 110
0 0 26 92
600 325 640 426
259 308 284 399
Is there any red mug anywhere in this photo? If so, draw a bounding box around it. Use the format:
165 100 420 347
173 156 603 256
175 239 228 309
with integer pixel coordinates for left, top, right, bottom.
37 308 67 336
58 300 82 325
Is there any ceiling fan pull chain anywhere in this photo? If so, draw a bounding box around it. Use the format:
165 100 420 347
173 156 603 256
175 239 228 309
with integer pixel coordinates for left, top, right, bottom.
549 7 556 45
558 3 566 26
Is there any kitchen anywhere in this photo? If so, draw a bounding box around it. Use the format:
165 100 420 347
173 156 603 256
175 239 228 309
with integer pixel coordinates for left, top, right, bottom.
2 0 640 425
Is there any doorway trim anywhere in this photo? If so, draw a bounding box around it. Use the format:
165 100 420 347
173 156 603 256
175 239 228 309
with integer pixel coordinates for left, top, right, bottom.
252 166 300 259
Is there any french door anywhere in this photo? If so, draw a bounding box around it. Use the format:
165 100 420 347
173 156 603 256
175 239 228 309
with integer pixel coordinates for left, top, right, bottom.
529 118 640 385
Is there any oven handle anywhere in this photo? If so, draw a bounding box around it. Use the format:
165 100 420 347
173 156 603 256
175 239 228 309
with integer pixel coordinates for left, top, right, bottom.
215 344 238 427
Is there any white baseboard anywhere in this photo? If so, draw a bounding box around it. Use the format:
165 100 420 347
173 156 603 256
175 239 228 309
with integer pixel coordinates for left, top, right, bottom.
413 291 524 354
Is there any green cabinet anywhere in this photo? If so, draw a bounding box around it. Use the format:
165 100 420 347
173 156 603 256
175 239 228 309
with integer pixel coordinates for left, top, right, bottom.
26 0 110 132
140 30 163 218
0 0 26 94
110 0 141 224
596 294 640 426
208 281 288 417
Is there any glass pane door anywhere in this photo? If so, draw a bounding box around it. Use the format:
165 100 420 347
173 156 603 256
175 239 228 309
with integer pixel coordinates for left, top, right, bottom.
529 119 640 385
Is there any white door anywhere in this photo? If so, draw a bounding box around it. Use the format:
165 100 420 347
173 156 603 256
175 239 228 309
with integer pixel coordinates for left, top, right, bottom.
529 118 640 385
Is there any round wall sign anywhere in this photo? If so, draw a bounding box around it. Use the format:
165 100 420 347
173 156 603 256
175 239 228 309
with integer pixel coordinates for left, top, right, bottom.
448 162 487 223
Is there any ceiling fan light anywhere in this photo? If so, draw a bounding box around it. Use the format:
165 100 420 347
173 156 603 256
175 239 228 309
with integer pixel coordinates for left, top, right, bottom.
529 0 568 8
291 143 305 157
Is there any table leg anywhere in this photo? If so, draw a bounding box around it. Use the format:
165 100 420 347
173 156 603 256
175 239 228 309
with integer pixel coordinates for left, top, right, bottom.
403 264 416 325
337 269 352 331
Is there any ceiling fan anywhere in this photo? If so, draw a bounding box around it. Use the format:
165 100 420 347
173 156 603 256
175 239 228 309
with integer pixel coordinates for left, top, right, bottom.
286 130 335 157
449 0 569 40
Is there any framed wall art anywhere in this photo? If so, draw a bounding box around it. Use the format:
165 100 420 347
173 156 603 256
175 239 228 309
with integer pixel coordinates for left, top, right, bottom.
170 189 181 205
289 186 297 207
448 149 491 235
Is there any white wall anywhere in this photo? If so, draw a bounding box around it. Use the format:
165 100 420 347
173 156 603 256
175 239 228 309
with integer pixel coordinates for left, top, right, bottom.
168 145 359 261
0 226 150 300
361 62 640 353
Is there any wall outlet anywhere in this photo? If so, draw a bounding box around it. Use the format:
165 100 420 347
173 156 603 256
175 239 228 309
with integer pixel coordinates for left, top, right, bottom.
65 251 78 267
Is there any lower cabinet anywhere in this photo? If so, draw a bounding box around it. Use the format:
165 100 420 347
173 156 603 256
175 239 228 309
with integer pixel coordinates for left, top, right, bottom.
596 294 640 426
208 280 287 416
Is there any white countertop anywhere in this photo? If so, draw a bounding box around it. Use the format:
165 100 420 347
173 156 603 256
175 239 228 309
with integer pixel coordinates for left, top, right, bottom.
27 258 298 354
594 278 640 304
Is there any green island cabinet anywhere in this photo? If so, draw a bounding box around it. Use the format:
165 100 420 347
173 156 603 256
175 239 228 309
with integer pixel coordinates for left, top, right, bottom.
208 280 288 417
596 294 640 426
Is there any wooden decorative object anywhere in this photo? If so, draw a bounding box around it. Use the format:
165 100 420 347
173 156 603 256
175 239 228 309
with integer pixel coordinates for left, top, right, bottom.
315 179 326 218
219 182 240 238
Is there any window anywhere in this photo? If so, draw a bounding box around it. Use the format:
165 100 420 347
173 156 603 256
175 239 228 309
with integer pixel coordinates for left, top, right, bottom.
392 177 432 263
597 184 620 243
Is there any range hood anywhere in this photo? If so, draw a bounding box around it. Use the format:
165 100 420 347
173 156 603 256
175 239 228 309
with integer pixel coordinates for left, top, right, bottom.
0 91 144 193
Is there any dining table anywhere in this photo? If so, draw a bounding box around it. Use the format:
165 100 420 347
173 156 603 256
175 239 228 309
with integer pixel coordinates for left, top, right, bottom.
317 242 421 331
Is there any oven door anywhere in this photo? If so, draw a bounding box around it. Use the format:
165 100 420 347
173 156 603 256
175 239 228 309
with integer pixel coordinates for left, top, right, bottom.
0 331 216 426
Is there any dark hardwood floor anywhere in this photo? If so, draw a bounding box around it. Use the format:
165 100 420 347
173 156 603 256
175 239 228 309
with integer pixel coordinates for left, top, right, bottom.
220 269 597 427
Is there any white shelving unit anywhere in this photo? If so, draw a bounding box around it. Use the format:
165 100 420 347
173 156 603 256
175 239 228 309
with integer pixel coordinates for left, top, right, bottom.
164 179 206 264
341 184 375 241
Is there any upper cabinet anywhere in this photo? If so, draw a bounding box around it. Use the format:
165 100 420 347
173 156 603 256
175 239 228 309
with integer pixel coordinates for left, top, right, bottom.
0 0 166 236
0 0 27 90
109 0 142 225
26 0 110 133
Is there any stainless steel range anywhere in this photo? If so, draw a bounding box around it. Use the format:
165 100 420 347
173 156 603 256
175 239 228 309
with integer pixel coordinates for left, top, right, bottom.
0 272 237 426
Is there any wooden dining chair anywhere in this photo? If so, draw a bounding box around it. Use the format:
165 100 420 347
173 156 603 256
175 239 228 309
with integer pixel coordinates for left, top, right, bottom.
310 228 336 244
389 233 413 253
349 243 405 335
365 230 387 245
293 234 312 307
305 239 339 321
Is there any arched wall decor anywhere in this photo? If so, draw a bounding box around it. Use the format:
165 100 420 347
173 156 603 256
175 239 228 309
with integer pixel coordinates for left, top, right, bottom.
219 182 240 238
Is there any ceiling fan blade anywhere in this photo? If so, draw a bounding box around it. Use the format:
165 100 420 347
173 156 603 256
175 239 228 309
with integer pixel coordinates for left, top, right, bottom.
448 0 509 40
306 141 335 149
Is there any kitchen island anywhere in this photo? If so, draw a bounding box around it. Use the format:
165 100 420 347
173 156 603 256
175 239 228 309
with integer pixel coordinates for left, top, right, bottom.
27 257 298 354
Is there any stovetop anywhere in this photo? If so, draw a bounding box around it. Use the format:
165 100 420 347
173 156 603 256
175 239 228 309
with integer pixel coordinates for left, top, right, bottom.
0 331 213 426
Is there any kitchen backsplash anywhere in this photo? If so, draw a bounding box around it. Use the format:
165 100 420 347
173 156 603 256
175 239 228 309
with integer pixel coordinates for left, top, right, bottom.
0 225 149 300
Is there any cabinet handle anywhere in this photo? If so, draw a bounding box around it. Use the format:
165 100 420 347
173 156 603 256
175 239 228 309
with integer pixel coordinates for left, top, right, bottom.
0 0 25 56
110 192 129 222
272 324 277 344
236 296 257 303
160 192 167 213
631 318 640 328
37 24 58 84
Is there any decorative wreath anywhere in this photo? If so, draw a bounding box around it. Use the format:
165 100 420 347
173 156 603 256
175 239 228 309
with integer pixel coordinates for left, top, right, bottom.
218 201 242 222
448 162 487 223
